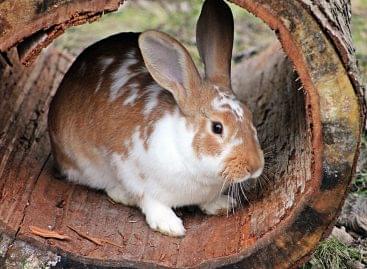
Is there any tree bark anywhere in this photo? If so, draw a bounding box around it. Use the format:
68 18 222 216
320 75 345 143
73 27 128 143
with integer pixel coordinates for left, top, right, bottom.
0 0 364 268
0 0 123 66
299 0 366 127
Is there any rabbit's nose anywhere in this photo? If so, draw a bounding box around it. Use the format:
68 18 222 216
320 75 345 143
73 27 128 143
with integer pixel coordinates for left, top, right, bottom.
251 167 263 179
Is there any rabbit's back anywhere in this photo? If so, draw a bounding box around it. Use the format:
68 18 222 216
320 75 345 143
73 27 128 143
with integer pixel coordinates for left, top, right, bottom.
48 32 178 180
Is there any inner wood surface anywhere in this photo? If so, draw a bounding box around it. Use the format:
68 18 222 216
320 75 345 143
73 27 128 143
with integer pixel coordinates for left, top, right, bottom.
0 43 311 267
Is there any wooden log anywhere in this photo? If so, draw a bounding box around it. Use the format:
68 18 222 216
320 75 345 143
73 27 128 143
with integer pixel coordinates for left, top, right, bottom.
0 0 364 268
0 0 122 66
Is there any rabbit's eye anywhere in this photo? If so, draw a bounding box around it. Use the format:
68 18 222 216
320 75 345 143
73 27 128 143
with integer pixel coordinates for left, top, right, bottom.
212 122 223 135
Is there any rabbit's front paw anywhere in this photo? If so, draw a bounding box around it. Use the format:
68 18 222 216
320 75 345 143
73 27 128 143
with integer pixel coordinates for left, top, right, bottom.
200 195 237 215
146 209 186 237
141 197 185 237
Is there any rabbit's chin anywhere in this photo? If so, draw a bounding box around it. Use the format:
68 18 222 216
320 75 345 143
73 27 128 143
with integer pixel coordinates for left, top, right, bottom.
231 169 263 184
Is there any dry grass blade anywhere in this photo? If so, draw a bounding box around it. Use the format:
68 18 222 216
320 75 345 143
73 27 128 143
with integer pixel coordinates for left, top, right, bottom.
67 225 103 246
103 239 124 249
29 225 71 240
68 225 124 248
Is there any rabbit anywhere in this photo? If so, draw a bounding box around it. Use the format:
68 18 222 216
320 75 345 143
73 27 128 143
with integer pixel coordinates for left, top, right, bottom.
48 0 264 237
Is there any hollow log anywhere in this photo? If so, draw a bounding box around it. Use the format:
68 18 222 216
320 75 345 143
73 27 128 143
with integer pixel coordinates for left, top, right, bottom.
0 0 364 268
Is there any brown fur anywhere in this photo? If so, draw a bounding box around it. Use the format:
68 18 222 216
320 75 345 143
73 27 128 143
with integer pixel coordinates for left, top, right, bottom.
48 33 178 174
49 28 263 185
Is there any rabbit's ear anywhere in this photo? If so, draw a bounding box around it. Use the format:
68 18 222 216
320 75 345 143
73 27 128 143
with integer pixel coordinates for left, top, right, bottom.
139 30 202 112
196 0 234 88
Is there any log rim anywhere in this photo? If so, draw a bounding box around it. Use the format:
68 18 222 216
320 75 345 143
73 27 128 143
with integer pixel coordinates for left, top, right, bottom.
225 0 361 268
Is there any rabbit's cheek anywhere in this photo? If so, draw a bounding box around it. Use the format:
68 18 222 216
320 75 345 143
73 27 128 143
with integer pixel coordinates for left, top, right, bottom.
193 133 222 157
221 145 251 183
192 118 224 157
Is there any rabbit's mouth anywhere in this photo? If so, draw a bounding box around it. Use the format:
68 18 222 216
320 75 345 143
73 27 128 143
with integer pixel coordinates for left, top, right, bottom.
221 166 249 184
220 164 264 184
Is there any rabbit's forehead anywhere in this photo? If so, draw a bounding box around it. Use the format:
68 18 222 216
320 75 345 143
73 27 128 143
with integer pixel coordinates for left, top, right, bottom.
211 86 244 121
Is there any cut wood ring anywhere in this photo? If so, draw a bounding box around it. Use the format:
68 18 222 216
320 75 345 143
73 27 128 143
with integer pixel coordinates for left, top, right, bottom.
0 0 364 268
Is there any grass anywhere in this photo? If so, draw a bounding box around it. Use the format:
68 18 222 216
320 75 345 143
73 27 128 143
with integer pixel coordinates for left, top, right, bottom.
303 237 363 269
352 0 367 85
54 0 274 67
354 171 367 196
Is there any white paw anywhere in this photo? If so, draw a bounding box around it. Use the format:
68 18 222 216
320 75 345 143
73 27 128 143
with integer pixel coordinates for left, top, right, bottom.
145 207 186 237
200 195 237 215
106 186 135 206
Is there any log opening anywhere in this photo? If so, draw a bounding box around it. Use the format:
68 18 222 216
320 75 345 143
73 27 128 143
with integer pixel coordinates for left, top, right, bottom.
0 0 363 268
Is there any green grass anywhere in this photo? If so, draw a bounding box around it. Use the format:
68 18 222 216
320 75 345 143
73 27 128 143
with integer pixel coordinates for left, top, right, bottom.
54 0 274 67
54 0 366 83
352 0 367 84
354 171 367 196
303 237 363 269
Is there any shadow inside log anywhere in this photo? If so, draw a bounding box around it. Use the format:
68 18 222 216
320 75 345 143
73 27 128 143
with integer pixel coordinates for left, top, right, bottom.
233 43 312 208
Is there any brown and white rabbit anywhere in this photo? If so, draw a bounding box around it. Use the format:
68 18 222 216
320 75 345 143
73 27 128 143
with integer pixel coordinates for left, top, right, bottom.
48 0 264 237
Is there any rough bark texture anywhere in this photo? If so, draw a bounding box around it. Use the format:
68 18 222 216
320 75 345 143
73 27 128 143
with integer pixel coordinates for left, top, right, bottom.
0 0 364 268
299 0 366 128
0 0 123 65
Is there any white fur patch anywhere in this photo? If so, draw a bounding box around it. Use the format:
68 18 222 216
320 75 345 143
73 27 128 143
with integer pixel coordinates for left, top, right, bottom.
107 109 229 208
95 79 103 93
228 137 243 148
143 84 162 116
100 57 114 67
251 125 259 143
95 57 114 93
123 82 140 106
61 146 117 191
141 195 185 236
212 86 244 121
109 50 138 101
111 135 146 196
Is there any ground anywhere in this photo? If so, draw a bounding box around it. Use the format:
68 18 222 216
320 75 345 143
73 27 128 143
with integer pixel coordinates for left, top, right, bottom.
51 0 367 268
